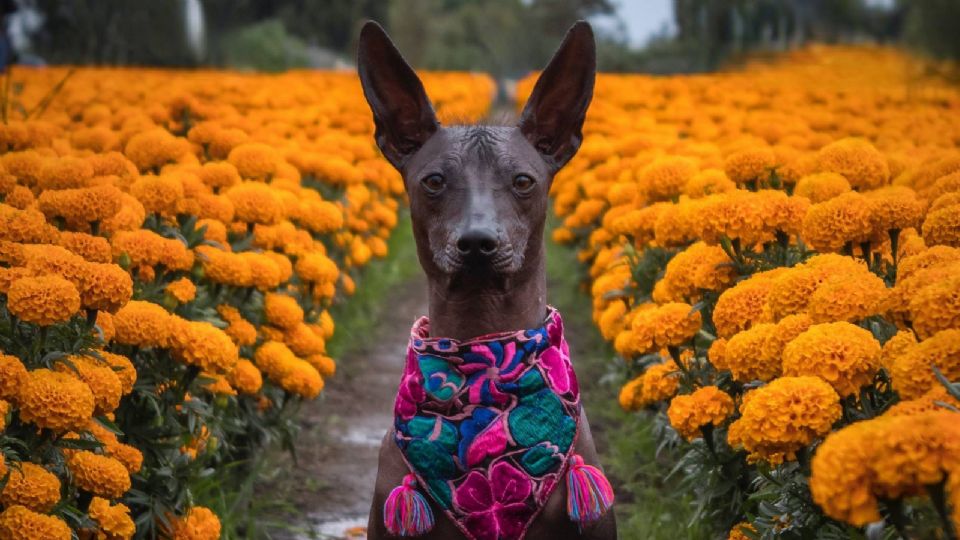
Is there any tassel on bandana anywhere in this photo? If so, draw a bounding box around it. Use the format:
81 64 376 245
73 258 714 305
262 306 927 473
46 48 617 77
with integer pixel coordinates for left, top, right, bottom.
383 473 435 536
387 307 613 539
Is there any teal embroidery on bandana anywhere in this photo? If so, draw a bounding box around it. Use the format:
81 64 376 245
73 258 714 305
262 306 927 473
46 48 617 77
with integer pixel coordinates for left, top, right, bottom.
392 307 581 540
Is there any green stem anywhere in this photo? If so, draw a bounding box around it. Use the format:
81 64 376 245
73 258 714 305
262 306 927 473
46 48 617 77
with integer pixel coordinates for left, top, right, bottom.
928 481 957 540
884 497 910 540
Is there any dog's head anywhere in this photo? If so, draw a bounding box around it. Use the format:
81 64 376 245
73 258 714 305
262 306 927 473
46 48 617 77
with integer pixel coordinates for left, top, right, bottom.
357 21 595 291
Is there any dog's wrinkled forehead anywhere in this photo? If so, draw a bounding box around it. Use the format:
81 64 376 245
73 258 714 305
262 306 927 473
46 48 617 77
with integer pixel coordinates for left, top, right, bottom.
403 125 549 182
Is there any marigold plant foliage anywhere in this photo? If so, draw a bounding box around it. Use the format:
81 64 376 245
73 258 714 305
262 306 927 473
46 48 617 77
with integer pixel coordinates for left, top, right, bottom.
0 66 493 538
519 46 960 538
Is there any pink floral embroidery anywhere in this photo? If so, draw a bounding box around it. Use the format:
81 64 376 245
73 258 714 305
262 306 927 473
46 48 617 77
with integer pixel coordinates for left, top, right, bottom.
395 348 425 420
454 461 534 540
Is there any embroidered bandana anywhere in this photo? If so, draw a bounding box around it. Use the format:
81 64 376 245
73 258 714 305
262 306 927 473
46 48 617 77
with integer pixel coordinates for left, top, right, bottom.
392 307 581 540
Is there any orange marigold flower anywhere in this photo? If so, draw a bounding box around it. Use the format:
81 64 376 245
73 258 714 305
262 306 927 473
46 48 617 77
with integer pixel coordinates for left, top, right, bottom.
897 245 960 283
201 372 236 396
724 147 776 185
37 184 123 226
801 192 873 252
19 368 95 431
684 168 735 198
782 322 881 397
96 310 115 343
712 270 782 338
0 266 34 295
727 522 756 540
7 275 81 326
909 274 960 339
124 128 190 172
166 277 197 303
811 412 960 527
638 156 698 202
254 340 298 382
0 353 27 401
228 142 279 180
294 252 339 284
891 329 960 399
102 193 146 234
109 443 144 475
98 351 136 395
794 172 851 203
0 462 61 512
637 361 680 407
652 302 702 349
264 292 304 330
305 354 336 378
229 359 263 395
922 204 960 248
279 359 325 399
885 386 960 417
881 330 917 372
317 310 335 339
56 355 123 415
197 161 241 191
240 252 281 291
0 505 71 540
112 300 174 348
659 241 736 302
37 155 94 190
865 186 924 236
723 323 780 382
130 174 184 216
0 204 58 244
727 376 840 465
170 320 239 373
4 184 34 209
67 450 131 498
170 506 222 540
224 182 285 225
195 245 252 287
88 497 136 540
58 231 112 263
666 386 734 441
284 322 326 357
79 262 134 313
817 137 889 190
618 375 644 412
807 272 889 324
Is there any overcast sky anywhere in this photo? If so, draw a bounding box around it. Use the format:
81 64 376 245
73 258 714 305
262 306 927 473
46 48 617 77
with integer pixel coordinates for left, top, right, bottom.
592 0 676 49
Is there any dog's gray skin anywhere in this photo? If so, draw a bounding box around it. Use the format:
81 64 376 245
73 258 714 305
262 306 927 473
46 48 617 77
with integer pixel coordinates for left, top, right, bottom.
358 20 616 540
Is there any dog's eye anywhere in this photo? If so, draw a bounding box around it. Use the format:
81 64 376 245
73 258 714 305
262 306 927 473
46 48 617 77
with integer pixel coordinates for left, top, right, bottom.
420 174 446 194
513 174 536 194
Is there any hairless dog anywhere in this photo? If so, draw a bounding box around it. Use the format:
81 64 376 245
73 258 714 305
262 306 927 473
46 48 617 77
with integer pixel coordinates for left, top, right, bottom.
358 20 617 540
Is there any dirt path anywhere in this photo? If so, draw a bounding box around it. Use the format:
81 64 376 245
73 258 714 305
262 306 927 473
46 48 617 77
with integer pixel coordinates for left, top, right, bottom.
260 274 429 540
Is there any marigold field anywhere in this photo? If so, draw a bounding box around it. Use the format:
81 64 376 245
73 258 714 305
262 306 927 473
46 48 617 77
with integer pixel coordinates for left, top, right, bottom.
2 45 960 540
517 46 960 539
0 66 493 539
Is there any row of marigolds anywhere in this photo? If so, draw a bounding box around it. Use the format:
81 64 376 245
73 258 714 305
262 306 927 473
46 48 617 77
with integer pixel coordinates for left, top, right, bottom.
0 67 494 539
519 46 960 538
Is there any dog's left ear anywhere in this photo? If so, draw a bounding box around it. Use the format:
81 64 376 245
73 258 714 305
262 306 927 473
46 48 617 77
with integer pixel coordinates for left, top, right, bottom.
357 21 439 170
518 21 596 171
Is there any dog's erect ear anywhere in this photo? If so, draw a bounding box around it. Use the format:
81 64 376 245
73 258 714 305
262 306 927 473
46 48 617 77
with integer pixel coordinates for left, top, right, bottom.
518 21 596 171
357 21 439 169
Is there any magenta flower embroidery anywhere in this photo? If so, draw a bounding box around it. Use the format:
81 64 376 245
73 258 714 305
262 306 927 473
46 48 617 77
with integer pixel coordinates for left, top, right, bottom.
460 342 526 405
395 349 425 420
539 340 577 396
454 461 534 540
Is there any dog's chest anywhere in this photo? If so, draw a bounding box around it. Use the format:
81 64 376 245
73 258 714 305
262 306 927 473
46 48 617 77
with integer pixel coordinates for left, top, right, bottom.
392 308 581 540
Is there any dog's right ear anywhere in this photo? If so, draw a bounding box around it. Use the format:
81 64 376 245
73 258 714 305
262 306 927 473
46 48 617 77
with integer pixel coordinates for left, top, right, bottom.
357 21 439 170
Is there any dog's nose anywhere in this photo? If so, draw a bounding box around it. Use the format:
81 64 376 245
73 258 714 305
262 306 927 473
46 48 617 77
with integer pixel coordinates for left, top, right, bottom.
456 228 499 258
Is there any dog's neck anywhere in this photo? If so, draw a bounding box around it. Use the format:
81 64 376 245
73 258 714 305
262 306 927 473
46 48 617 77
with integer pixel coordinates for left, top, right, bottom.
426 247 547 341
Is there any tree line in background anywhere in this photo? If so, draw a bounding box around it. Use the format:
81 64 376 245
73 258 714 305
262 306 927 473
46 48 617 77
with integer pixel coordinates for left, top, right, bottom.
15 0 960 75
